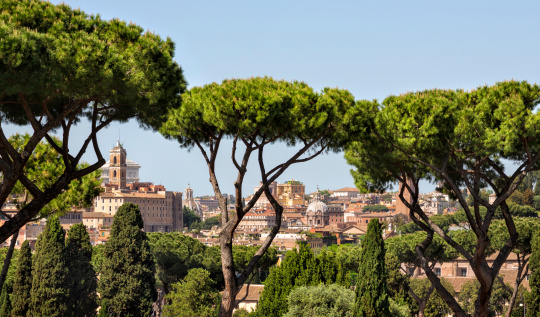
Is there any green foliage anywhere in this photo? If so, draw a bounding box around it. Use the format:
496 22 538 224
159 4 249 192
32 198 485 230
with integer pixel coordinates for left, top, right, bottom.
284 284 355 317
164 268 220 317
0 0 186 130
182 207 201 229
410 278 455 317
527 232 540 316
257 243 347 316
28 217 69 317
386 253 413 310
91 244 106 274
386 231 456 267
362 205 389 213
354 218 390 317
233 245 278 284
458 278 511 316
534 196 540 210
65 223 98 317
9 134 102 219
148 232 208 291
510 190 525 206
11 241 31 317
0 279 12 317
98 203 156 317
189 216 220 231
524 188 535 206
161 77 373 152
388 298 411 317
490 218 540 258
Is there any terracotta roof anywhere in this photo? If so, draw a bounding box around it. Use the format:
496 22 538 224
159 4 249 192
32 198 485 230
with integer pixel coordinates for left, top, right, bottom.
99 192 167 199
234 284 265 303
82 212 112 218
334 187 360 192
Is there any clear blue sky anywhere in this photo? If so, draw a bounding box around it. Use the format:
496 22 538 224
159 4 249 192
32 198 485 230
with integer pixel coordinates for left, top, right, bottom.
6 0 540 196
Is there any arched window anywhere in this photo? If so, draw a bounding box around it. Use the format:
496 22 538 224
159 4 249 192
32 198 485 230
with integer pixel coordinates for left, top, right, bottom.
113 170 117 178
113 156 117 164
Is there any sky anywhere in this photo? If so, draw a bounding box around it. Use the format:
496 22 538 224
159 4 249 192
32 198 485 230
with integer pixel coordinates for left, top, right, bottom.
6 0 540 196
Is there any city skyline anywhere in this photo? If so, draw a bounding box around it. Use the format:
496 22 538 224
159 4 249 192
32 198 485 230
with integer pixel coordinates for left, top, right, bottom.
5 0 540 195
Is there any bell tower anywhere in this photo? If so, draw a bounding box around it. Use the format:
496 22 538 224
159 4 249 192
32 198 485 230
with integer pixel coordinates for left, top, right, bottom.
109 140 127 189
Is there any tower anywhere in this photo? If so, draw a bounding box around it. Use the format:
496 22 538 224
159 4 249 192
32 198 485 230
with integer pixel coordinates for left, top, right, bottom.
109 140 127 189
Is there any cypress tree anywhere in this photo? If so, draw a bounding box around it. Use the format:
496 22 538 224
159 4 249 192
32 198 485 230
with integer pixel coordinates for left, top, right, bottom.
524 188 535 207
534 181 540 197
10 240 31 317
66 223 98 317
98 203 156 317
527 232 540 316
354 218 390 317
0 280 12 317
28 217 69 317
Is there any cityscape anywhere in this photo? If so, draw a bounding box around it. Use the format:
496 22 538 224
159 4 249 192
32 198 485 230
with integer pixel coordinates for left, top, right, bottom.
1 1 540 317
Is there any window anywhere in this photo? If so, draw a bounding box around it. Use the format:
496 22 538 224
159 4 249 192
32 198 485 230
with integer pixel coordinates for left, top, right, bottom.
109 206 111 211
460 268 467 277
408 267 415 276
435 268 441 276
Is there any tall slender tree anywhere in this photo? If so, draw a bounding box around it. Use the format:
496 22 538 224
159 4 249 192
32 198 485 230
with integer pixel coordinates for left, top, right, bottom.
354 218 390 317
28 217 69 317
98 203 156 317
66 223 98 317
10 240 31 317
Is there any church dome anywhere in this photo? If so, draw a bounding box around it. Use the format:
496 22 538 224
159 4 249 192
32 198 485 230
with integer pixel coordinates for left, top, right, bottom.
306 199 329 215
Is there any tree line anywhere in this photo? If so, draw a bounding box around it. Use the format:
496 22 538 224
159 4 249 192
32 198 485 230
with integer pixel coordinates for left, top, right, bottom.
3 1 540 316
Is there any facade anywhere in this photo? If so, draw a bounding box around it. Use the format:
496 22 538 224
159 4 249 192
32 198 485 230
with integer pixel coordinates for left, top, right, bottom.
94 189 182 232
95 144 183 232
305 193 329 227
182 185 203 217
237 211 277 231
276 180 305 206
327 204 344 224
331 187 360 199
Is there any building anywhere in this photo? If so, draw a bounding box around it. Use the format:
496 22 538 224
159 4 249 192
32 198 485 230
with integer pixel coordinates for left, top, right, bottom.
94 189 182 233
327 204 344 224
305 192 329 227
331 187 360 199
183 184 203 217
100 140 141 185
96 143 183 233
395 179 416 219
237 210 277 231
276 180 305 207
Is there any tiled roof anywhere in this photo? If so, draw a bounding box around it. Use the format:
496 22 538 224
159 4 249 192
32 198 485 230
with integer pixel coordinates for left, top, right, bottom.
234 284 265 303
334 187 360 192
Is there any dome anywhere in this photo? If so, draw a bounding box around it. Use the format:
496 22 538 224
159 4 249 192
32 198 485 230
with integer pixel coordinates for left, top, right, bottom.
306 200 329 215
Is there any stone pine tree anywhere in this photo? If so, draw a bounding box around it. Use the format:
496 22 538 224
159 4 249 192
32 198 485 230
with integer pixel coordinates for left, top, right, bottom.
66 223 98 317
28 217 69 317
98 203 156 317
10 240 31 317
527 232 540 316
354 218 390 317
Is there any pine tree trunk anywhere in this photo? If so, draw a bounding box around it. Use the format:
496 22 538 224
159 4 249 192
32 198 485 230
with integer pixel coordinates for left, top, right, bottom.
218 228 237 317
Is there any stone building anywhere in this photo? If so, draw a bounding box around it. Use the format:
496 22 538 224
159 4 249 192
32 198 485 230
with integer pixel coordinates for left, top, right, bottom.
96 143 183 232
100 140 141 186
305 192 329 227
182 184 203 217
